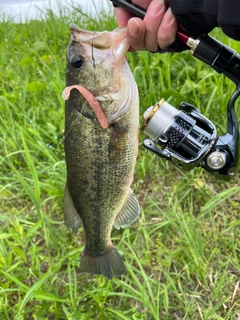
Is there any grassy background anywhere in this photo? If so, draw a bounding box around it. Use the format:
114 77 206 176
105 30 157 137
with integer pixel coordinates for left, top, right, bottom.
0 2 240 319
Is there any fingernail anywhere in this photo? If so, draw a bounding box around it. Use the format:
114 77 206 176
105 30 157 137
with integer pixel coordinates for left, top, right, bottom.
128 19 140 37
149 0 164 18
165 8 176 26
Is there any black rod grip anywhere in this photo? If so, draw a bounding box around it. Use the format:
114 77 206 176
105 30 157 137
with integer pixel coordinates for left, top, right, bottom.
109 0 145 19
192 34 240 84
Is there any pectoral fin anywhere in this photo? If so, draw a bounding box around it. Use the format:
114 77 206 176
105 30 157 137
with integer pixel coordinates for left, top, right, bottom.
114 189 140 230
64 183 81 234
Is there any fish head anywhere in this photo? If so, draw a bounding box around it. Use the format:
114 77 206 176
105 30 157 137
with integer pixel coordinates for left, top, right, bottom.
66 23 129 91
65 24 138 122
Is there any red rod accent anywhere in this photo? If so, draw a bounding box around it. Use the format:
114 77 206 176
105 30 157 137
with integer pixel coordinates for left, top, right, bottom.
177 30 189 44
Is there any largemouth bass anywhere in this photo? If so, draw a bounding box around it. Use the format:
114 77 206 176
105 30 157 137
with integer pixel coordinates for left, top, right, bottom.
62 24 140 279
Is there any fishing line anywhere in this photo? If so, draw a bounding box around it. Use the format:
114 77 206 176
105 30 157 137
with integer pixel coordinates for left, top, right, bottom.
92 31 96 68
62 115 81 141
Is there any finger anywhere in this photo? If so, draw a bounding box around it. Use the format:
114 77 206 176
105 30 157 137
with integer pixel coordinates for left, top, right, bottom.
127 17 146 51
131 0 152 10
113 7 134 27
157 7 178 49
144 0 166 51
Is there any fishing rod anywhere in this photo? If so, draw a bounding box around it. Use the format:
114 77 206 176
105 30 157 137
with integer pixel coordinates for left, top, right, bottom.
109 0 240 179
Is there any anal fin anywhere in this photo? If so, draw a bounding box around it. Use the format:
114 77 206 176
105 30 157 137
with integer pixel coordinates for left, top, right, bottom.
114 189 140 230
64 183 81 234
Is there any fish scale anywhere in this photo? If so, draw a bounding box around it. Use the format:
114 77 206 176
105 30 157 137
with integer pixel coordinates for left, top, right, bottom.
62 24 140 279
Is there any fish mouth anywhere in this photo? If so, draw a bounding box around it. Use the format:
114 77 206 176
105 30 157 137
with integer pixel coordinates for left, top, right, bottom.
68 23 130 63
70 23 82 32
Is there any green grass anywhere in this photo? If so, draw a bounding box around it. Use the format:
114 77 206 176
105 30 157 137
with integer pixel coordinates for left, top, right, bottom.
0 2 240 319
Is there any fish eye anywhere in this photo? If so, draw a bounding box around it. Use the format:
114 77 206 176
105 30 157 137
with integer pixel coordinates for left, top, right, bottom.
71 55 83 69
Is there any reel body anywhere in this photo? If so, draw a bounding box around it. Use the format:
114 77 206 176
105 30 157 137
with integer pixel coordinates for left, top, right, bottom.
142 97 239 178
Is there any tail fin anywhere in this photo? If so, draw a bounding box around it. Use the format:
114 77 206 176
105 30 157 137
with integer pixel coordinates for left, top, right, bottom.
79 246 126 279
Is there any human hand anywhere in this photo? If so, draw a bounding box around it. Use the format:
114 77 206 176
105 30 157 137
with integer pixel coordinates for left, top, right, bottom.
114 0 179 52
